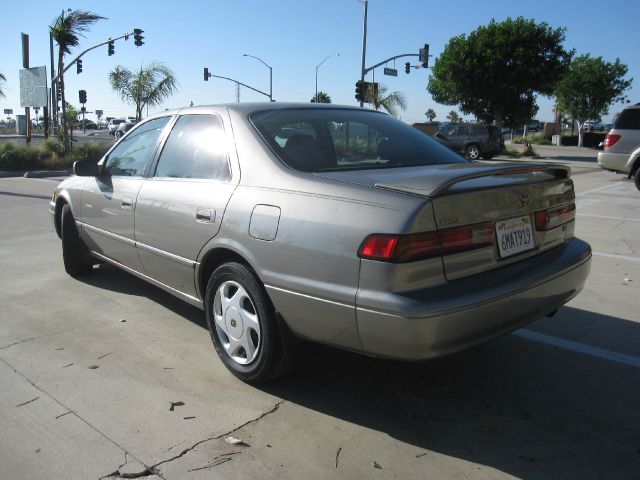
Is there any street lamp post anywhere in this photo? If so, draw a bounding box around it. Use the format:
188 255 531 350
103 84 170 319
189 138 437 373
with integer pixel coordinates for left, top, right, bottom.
358 0 368 108
315 53 340 102
242 54 273 102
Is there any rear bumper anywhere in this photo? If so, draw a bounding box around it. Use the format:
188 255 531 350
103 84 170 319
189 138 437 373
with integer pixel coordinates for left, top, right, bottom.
356 238 591 360
597 151 630 173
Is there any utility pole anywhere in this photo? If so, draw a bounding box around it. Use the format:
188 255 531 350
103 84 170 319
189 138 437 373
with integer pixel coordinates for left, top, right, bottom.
21 33 31 144
235 82 240 103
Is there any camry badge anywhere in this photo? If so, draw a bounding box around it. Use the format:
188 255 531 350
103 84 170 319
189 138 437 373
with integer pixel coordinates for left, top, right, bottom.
519 193 530 208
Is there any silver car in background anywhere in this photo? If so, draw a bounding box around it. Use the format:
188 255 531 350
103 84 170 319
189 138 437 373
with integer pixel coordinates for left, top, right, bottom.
50 103 591 383
597 103 640 190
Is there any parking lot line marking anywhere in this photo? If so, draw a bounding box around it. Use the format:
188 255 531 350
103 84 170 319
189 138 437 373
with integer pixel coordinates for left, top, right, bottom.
577 182 627 197
514 329 640 368
592 252 640 263
578 213 640 223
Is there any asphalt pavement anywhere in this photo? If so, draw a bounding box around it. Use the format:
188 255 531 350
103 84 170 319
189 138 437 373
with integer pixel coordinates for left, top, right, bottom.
0 154 638 479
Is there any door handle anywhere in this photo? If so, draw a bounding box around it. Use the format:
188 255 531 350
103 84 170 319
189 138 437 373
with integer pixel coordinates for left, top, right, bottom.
196 208 215 223
122 197 133 209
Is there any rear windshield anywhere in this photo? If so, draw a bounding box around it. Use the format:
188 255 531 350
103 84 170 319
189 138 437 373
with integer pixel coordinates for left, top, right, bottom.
250 108 468 172
614 108 640 130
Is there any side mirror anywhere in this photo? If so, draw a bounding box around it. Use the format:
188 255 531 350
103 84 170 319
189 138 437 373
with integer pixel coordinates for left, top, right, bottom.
73 159 99 177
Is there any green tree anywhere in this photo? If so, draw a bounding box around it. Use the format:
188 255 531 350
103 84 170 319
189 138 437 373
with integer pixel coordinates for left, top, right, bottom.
425 108 437 121
447 110 460 122
109 62 178 122
0 72 6 98
50 9 105 153
428 17 572 127
364 84 407 117
555 54 632 146
310 91 332 103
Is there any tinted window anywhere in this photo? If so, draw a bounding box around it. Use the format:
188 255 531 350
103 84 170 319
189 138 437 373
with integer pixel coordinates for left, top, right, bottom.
154 114 231 181
251 109 468 172
104 117 170 177
471 125 488 136
615 108 640 130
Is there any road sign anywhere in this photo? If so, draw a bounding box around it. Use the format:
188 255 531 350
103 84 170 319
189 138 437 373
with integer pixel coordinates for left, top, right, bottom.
3 109 13 115
19 66 48 107
384 67 398 77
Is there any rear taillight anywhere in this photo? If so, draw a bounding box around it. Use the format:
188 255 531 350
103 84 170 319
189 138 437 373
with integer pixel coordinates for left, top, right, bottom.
604 134 621 148
534 204 576 231
358 222 494 262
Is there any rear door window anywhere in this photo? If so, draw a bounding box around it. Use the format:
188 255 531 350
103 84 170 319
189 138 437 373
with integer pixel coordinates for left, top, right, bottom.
615 108 640 130
154 114 231 181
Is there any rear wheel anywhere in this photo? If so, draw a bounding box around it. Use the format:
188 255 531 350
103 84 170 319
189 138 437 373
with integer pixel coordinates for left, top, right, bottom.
61 204 93 276
465 144 481 160
633 167 640 191
205 262 291 383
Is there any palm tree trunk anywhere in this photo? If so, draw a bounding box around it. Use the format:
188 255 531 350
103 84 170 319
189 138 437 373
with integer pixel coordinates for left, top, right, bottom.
58 50 71 154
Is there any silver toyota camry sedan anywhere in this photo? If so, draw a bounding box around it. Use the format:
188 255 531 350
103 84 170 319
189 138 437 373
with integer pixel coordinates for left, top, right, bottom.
50 103 591 383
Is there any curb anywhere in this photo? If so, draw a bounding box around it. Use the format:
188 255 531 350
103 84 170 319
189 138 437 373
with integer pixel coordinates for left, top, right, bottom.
0 170 71 179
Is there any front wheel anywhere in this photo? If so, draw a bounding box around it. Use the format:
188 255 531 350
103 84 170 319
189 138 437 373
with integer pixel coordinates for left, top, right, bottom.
633 168 640 191
465 144 481 160
61 204 93 276
205 262 291 383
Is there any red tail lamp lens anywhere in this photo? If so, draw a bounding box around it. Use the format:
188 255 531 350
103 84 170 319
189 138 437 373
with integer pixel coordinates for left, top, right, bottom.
359 222 494 262
534 204 576 231
604 134 621 148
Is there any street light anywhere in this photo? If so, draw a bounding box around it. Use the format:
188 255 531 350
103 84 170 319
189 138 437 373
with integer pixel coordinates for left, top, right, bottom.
242 54 273 102
315 53 340 101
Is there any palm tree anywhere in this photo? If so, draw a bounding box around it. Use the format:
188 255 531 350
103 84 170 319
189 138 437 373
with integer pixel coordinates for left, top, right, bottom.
425 108 437 121
109 63 178 122
310 91 331 103
364 84 407 117
0 72 6 98
447 110 460 122
50 9 105 153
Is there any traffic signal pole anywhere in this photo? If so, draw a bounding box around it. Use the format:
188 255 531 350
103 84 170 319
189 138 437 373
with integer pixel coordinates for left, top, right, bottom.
359 0 368 108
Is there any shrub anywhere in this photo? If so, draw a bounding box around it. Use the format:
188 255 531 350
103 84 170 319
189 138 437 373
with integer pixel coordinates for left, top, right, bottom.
0 140 111 171
0 142 41 171
513 133 552 145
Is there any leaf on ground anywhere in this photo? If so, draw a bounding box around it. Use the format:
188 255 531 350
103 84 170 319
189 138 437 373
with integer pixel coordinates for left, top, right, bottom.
372 461 382 469
169 401 185 411
225 436 250 447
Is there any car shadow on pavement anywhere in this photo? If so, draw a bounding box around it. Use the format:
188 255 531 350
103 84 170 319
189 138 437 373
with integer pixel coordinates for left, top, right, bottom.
258 307 640 479
80 263 207 330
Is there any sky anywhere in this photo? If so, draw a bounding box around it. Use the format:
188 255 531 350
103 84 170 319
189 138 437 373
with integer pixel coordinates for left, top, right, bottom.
1 0 639 125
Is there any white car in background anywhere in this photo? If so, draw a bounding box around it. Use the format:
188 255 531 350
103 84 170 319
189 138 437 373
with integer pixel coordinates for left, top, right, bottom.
597 103 640 190
107 118 127 135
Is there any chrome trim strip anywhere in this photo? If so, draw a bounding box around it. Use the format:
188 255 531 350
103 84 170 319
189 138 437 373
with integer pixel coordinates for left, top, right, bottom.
80 222 136 247
136 241 196 268
265 284 354 309
79 221 196 268
91 251 203 309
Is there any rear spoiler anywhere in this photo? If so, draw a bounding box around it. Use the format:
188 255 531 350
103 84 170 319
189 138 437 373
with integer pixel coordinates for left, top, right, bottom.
376 163 571 198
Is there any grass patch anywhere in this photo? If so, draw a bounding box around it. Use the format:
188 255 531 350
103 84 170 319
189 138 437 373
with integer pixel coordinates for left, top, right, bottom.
0 141 111 171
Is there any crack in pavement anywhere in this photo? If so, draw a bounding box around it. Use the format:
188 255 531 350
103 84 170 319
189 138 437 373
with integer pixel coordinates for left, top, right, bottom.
0 357 150 479
0 324 85 350
150 400 285 472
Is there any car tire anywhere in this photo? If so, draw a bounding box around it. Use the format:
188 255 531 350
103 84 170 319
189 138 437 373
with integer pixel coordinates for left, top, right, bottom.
61 204 93 276
205 262 291 383
633 167 640 191
465 144 481 160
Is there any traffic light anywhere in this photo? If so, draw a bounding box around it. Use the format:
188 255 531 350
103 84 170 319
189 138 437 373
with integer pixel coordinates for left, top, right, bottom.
405 62 411 74
79 90 87 104
76 59 83 74
108 40 115 56
420 43 430 68
133 29 144 47
204 67 209 81
355 80 365 101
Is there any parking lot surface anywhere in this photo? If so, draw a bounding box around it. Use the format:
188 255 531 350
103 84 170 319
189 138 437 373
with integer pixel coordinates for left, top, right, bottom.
0 151 638 479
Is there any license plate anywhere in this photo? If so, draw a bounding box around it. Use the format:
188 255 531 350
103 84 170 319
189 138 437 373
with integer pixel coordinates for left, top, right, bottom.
496 216 534 258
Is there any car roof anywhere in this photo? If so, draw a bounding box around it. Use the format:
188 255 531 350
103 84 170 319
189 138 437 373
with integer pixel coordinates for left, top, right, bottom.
144 102 374 120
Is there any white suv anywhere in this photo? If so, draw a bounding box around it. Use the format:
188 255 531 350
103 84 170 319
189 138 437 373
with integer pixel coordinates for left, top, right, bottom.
597 104 640 190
